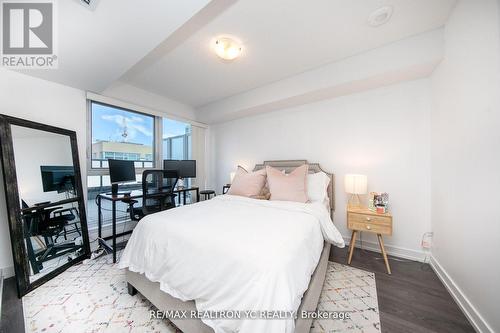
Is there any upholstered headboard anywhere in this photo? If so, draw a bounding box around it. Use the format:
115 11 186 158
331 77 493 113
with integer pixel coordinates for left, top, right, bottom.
253 160 335 212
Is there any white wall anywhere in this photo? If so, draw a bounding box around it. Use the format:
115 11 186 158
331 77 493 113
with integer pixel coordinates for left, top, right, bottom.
430 0 500 331
11 130 73 204
210 79 432 259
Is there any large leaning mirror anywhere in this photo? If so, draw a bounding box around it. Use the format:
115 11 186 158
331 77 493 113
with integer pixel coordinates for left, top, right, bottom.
0 115 90 297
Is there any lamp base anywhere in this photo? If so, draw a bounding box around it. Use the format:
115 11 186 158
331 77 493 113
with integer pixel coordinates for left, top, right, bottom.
348 194 362 208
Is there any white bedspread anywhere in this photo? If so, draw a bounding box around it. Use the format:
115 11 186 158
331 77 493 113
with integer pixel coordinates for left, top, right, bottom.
119 195 345 333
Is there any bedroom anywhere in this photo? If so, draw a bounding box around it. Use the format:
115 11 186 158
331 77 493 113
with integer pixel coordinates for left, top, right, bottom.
0 0 498 332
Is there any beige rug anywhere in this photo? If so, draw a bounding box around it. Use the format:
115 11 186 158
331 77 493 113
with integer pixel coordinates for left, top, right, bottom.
311 262 381 332
23 254 380 332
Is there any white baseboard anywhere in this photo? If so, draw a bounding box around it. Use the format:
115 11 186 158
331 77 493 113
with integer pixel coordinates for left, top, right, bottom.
430 255 493 333
342 234 426 262
0 265 15 279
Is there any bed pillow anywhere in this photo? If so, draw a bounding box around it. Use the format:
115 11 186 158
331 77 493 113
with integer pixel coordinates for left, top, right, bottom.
266 164 309 203
249 180 271 200
227 166 267 198
307 171 330 204
249 193 271 200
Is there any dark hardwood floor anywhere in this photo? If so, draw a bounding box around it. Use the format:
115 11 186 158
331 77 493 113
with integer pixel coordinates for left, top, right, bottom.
1 247 475 333
330 247 475 333
1 277 23 333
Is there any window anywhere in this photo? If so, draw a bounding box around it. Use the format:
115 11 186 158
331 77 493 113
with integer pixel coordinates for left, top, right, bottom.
90 102 155 169
86 100 194 229
162 118 191 160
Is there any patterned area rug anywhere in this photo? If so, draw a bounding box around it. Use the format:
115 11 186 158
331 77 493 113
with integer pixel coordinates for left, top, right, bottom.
311 262 381 332
23 255 380 332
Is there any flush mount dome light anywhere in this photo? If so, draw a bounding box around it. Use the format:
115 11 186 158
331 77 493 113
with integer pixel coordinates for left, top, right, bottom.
214 37 242 61
76 0 100 10
367 6 393 27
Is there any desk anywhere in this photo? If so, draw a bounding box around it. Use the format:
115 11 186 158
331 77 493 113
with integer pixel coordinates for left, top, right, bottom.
97 187 199 263
174 187 199 205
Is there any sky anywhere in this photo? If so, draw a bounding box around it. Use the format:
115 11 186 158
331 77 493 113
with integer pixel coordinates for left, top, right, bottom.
92 103 190 146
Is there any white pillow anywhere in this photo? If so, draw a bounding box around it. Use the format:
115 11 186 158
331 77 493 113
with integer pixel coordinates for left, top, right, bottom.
307 172 330 204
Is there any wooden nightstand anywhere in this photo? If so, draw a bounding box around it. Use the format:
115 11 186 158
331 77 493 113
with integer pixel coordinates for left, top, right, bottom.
347 206 393 274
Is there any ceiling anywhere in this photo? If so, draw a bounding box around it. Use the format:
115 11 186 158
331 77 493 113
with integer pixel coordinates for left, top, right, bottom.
122 0 456 107
13 0 456 111
16 0 212 92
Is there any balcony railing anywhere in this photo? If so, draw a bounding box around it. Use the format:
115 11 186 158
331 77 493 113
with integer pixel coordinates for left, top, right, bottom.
91 158 153 170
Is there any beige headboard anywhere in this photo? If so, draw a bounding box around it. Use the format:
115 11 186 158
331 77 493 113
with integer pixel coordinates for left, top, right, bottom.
253 160 335 212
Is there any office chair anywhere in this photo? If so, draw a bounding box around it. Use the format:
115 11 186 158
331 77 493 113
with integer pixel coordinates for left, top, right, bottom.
22 200 80 240
53 205 81 242
125 170 179 221
22 200 82 274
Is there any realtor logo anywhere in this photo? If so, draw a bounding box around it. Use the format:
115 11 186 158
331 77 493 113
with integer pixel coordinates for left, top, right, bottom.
1 0 58 68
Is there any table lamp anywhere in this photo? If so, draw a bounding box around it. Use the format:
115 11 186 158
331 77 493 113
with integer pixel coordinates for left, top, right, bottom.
345 174 367 208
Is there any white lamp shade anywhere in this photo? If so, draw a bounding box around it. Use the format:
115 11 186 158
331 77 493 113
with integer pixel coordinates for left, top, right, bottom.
344 174 367 194
230 172 236 183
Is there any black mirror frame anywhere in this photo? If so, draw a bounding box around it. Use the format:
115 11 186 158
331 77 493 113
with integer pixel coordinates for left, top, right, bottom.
0 114 91 297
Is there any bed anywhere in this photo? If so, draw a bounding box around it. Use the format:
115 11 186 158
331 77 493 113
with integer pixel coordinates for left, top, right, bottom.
120 160 345 333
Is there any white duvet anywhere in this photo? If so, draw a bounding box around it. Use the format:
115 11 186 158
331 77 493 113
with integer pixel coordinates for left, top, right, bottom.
119 195 344 333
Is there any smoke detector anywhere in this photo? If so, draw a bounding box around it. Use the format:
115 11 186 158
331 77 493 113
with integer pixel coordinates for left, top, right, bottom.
367 6 393 27
76 0 100 10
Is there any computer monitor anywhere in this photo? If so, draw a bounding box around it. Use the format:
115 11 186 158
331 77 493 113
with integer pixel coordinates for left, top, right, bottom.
108 159 136 195
40 166 75 193
163 160 196 178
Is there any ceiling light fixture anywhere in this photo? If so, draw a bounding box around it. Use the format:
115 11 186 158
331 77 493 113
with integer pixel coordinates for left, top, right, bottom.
367 6 393 27
76 0 100 10
213 37 242 61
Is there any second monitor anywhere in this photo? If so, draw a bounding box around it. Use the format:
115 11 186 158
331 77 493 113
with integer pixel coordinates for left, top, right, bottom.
163 160 196 181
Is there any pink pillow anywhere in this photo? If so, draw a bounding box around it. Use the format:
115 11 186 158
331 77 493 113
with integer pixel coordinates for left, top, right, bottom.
227 166 267 198
266 165 309 203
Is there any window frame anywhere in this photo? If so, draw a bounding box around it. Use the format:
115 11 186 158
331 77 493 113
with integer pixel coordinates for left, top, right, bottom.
86 100 163 178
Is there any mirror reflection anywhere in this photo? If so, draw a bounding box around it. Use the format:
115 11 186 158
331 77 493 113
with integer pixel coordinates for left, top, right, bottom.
10 125 84 282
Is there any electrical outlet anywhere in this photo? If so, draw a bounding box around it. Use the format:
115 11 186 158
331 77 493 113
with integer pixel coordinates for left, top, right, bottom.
421 232 433 249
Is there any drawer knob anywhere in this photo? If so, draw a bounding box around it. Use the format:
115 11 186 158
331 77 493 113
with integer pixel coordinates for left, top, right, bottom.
366 217 371 221
366 225 371 230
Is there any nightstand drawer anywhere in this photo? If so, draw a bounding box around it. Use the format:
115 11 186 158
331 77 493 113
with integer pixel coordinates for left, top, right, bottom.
348 220 392 235
348 213 391 226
